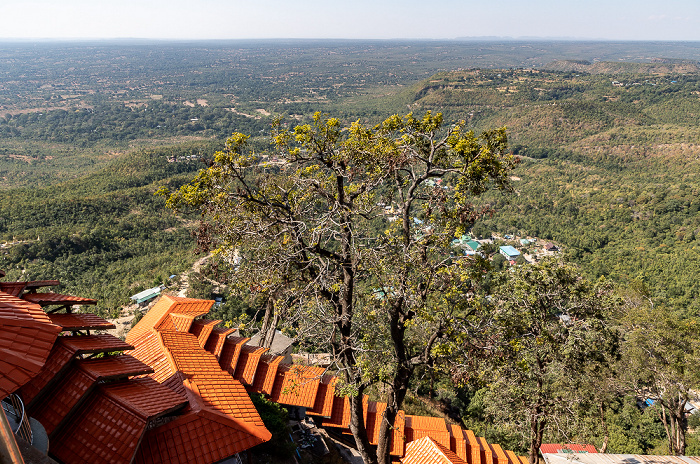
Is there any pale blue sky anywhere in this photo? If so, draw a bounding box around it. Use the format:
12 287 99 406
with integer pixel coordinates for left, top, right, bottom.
0 0 698 41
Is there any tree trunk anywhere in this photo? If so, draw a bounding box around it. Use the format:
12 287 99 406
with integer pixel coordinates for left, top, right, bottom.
259 296 274 348
376 365 412 464
529 410 545 464
599 402 609 453
348 392 377 464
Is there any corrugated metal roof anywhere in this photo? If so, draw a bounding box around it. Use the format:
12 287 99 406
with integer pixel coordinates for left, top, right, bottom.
542 454 700 464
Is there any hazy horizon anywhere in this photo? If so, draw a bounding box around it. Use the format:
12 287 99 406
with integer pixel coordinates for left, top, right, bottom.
1 0 699 42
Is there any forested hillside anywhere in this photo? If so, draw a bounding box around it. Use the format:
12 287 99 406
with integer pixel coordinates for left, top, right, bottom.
403 67 700 315
0 143 211 314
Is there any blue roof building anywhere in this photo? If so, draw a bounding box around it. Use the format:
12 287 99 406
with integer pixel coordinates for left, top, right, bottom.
499 245 520 260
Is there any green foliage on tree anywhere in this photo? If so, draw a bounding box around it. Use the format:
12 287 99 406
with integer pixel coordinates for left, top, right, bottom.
462 259 620 464
250 393 296 458
619 294 700 455
162 111 515 464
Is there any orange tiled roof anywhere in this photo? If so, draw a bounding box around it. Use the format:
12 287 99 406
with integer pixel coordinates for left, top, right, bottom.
233 344 269 385
269 364 324 408
0 290 62 398
125 296 272 463
190 319 221 347
477 436 493 464
506 449 519 464
20 341 76 406
405 415 451 449
449 424 468 462
78 354 154 380
59 333 133 354
306 374 337 417
365 401 386 445
251 354 284 395
51 378 187 464
48 312 116 331
401 436 468 464
492 443 509 464
28 363 95 436
125 332 175 383
465 429 482 464
22 292 97 307
134 407 269 464
125 295 213 344
324 394 350 428
219 336 249 376
0 282 26 297
204 326 235 359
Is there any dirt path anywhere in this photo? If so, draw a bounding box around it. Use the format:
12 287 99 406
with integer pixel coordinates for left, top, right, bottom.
177 253 211 297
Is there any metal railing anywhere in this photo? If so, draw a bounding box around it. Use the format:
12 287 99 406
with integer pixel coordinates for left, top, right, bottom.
1 395 32 445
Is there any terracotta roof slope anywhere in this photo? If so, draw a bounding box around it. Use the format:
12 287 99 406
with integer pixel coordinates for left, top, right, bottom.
126 295 214 344
218 336 249 375
0 290 62 398
402 436 468 464
48 312 116 331
268 364 325 408
22 292 97 307
190 319 221 347
204 326 235 359
50 378 186 464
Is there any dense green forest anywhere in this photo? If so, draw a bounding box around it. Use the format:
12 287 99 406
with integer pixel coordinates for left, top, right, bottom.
0 143 213 314
1 40 699 457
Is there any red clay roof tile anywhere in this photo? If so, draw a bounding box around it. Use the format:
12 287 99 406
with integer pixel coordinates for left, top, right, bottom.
232 344 268 385
465 429 482 464
0 282 26 297
125 332 175 383
204 326 235 359
402 436 468 464
59 333 133 354
20 342 76 406
103 377 187 419
405 415 451 449
477 437 493 464
0 289 63 397
134 408 269 464
306 374 337 417
449 424 468 462
189 319 220 347
48 312 115 331
505 450 519 464
29 364 95 436
50 386 148 464
492 443 509 464
268 364 324 408
21 292 97 307
184 377 265 428
324 394 350 428
390 410 406 456
78 354 154 380
168 313 195 332
250 354 284 395
364 401 386 445
218 336 249 376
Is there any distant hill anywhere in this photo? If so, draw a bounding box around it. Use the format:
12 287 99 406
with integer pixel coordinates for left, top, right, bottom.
543 59 700 74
